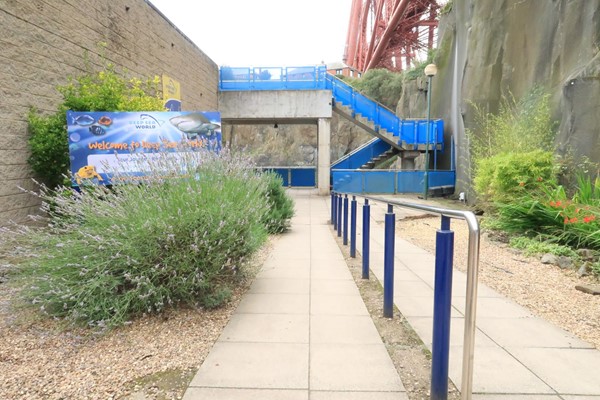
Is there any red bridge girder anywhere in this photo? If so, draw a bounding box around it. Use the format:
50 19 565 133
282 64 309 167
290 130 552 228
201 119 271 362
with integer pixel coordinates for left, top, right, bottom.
344 0 440 73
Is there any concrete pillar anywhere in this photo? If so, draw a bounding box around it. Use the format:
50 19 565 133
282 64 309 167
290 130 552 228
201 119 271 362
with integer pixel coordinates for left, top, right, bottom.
399 150 420 170
317 118 331 195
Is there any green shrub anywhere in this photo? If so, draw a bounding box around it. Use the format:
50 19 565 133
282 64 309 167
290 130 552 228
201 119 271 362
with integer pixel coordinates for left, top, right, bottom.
27 109 70 189
27 62 164 188
469 87 557 206
469 87 556 161
261 172 294 233
509 236 578 258
15 149 270 328
474 150 556 204
351 69 403 109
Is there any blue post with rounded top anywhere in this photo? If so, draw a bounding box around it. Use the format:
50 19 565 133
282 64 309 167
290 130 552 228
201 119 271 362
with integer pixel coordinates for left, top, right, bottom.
343 195 349 245
331 192 336 227
333 194 337 231
362 199 370 279
350 196 357 257
383 204 395 318
431 215 454 400
337 195 343 237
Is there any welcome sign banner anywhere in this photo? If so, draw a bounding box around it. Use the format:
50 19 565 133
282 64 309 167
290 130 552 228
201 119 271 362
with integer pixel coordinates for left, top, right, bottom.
67 111 221 185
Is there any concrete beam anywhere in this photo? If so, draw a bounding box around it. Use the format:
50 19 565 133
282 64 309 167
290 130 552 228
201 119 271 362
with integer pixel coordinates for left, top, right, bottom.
219 90 332 120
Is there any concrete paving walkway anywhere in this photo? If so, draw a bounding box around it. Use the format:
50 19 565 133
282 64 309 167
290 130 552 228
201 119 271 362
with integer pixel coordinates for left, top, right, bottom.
357 195 600 400
183 190 408 400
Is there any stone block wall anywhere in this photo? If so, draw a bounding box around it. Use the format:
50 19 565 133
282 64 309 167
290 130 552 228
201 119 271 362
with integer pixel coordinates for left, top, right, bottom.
0 0 218 223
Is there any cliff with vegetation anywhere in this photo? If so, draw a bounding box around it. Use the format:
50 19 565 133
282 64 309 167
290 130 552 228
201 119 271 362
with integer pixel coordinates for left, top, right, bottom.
398 0 600 196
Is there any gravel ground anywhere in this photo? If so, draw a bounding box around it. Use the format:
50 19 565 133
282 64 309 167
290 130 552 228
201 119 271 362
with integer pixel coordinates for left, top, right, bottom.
0 237 272 400
395 213 600 349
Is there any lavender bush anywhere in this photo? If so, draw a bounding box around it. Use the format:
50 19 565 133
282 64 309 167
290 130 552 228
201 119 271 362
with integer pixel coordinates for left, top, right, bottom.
11 148 281 328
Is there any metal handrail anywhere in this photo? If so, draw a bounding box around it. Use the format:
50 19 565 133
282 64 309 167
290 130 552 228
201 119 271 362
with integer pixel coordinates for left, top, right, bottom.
338 192 480 400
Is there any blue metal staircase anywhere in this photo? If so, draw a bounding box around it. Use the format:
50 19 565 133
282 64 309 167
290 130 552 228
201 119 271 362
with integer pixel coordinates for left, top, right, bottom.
219 66 454 194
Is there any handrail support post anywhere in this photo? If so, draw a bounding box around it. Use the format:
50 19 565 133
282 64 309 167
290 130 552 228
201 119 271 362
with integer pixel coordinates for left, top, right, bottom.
383 204 395 318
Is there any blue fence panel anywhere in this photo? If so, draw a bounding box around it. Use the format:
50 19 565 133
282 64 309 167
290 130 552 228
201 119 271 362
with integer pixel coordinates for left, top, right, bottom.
435 120 444 146
290 168 316 187
333 170 455 194
261 168 289 186
429 171 456 188
400 120 416 146
379 108 400 136
397 171 425 193
285 66 316 81
354 92 377 122
332 82 353 107
364 171 396 193
332 170 363 193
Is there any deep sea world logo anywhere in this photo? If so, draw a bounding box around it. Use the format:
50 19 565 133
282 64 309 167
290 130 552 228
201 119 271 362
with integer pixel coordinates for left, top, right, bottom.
129 114 165 130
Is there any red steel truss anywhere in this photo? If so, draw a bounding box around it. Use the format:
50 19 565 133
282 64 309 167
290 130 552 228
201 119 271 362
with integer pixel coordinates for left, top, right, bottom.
344 0 440 73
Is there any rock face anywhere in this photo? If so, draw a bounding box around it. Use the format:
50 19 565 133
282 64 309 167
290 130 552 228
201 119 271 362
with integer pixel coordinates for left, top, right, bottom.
397 0 600 196
224 114 372 167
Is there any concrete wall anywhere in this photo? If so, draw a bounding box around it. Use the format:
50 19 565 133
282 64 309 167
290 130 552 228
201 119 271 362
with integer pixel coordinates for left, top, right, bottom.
0 0 219 223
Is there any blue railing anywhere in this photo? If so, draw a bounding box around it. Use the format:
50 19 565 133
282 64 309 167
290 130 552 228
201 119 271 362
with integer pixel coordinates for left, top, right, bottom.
332 170 455 194
330 192 480 400
331 138 391 170
219 66 327 91
218 65 444 151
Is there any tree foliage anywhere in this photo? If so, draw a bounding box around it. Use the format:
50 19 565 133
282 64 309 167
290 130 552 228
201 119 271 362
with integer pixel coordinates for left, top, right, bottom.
27 62 164 188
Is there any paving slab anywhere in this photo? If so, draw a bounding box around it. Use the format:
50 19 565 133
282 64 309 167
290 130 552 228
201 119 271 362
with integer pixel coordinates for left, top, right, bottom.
183 388 308 400
406 316 497 348
249 277 310 294
235 293 309 314
189 342 309 389
508 348 600 395
447 346 554 394
471 396 561 400
476 317 594 348
310 279 360 295
219 313 309 343
310 315 382 344
310 294 369 316
310 343 405 391
310 391 409 400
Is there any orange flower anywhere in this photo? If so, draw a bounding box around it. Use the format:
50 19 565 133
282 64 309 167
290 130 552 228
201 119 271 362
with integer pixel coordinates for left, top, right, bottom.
564 217 569 224
556 201 562 207
549 201 556 207
519 181 525 187
575 208 581 214
570 217 578 223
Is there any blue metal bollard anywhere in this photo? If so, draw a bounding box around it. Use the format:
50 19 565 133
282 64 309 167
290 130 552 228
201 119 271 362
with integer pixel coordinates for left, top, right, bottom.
383 204 395 318
343 195 349 245
350 196 357 257
331 192 336 226
333 193 338 230
362 199 370 279
431 216 454 400
337 195 343 237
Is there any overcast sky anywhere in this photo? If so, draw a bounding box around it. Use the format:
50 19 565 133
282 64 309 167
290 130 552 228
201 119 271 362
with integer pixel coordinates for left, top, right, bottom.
148 0 353 67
